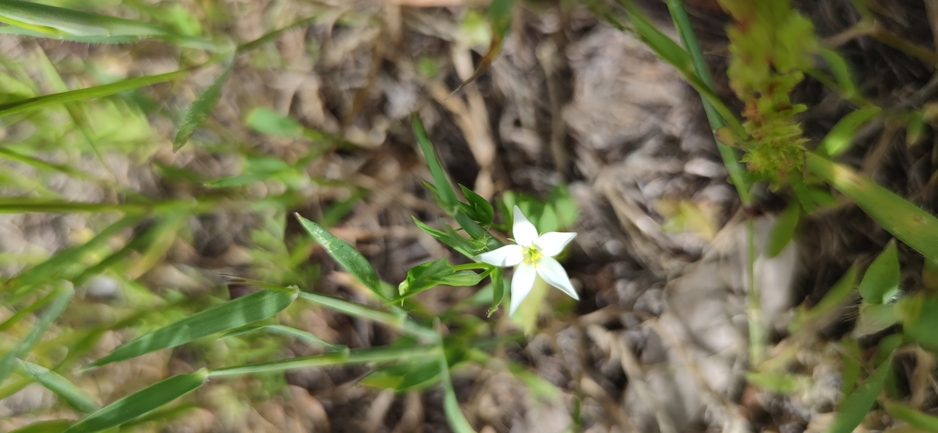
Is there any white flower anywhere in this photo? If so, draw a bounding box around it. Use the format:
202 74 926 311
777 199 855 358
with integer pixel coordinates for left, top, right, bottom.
475 206 579 315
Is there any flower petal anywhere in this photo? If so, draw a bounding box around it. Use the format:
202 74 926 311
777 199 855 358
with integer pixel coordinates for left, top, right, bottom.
534 232 577 257
475 245 523 267
512 206 539 246
509 263 537 315
536 257 579 300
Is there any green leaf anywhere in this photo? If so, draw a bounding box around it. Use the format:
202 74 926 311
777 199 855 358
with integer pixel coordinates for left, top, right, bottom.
0 0 167 37
883 400 938 431
412 114 459 212
0 285 73 384
487 267 505 317
820 48 858 97
412 216 483 258
18 360 100 413
745 372 807 394
855 302 900 336
766 201 800 257
223 324 345 351
806 152 938 263
818 106 881 156
208 344 441 377
826 349 895 433
396 259 484 301
245 107 304 139
63 370 208 433
173 62 233 151
618 0 693 74
0 25 138 43
87 288 297 368
899 293 938 351
459 185 494 226
858 240 900 305
439 352 476 433
295 214 388 299
0 69 190 117
9 420 72 433
296 290 436 340
790 265 857 332
361 357 441 392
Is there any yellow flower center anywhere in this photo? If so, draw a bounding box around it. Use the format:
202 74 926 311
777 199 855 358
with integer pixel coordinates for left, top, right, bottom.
522 245 542 266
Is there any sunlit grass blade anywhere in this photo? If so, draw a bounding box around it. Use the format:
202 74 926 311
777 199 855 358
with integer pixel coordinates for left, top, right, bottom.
0 288 58 332
0 69 190 117
9 420 72 433
173 61 233 151
62 370 208 433
0 0 166 37
2 214 141 293
818 107 881 156
806 152 938 262
208 344 440 377
0 285 72 384
883 400 938 431
826 348 895 433
858 240 900 305
224 324 346 351
297 291 436 339
87 288 298 368
411 114 459 213
295 214 389 299
18 360 100 413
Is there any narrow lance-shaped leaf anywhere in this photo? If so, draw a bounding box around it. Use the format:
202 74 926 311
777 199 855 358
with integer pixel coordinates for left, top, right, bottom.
87 288 297 368
395 259 484 302
295 214 388 299
174 61 234 151
806 152 938 262
208 344 441 377
411 114 459 212
9 420 72 433
0 69 191 117
826 349 895 433
439 351 477 433
488 267 505 317
0 285 73 384
62 370 208 433
297 291 436 340
818 106 881 157
766 200 801 258
0 0 167 37
858 240 900 305
18 360 100 413
883 400 938 431
223 324 345 351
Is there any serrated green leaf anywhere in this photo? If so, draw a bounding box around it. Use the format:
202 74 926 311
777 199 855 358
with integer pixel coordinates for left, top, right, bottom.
883 400 938 431
767 201 800 257
818 106 881 156
459 184 494 226
412 114 459 212
295 214 388 299
806 152 938 263
173 62 233 151
0 285 73 384
88 288 298 368
63 370 208 433
826 349 895 433
859 240 900 304
19 360 100 413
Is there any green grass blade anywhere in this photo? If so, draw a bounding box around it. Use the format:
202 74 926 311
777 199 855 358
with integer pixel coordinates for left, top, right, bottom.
439 351 476 433
173 61 233 151
0 69 191 117
208 344 440 377
0 25 138 43
411 114 459 213
62 370 208 433
0 0 166 37
766 200 801 257
0 285 73 384
858 240 900 305
826 349 895 433
883 400 938 431
487 267 505 317
0 288 58 332
297 291 436 339
806 152 938 262
9 420 72 433
18 360 100 413
223 324 346 351
295 214 388 299
818 107 881 156
87 288 298 368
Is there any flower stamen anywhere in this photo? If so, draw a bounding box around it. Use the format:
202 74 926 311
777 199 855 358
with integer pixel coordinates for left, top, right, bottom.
522 245 542 266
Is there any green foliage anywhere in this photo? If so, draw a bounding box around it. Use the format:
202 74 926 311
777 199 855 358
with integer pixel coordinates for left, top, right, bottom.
719 0 817 184
826 341 896 433
858 240 901 305
766 200 800 257
396 259 486 302
18 360 100 413
173 61 233 151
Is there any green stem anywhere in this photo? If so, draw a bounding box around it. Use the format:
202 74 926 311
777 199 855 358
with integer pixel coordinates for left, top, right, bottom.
208 345 440 378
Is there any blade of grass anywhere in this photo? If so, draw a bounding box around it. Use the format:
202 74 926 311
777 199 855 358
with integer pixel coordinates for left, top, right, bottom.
411 114 459 213
0 0 167 37
883 400 938 431
62 370 208 433
18 360 100 413
295 214 390 299
438 340 476 433
9 420 72 433
297 291 436 340
826 347 895 433
806 152 938 262
173 60 233 151
0 69 191 117
87 288 298 368
0 288 59 332
223 324 346 351
0 285 73 384
208 344 440 377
